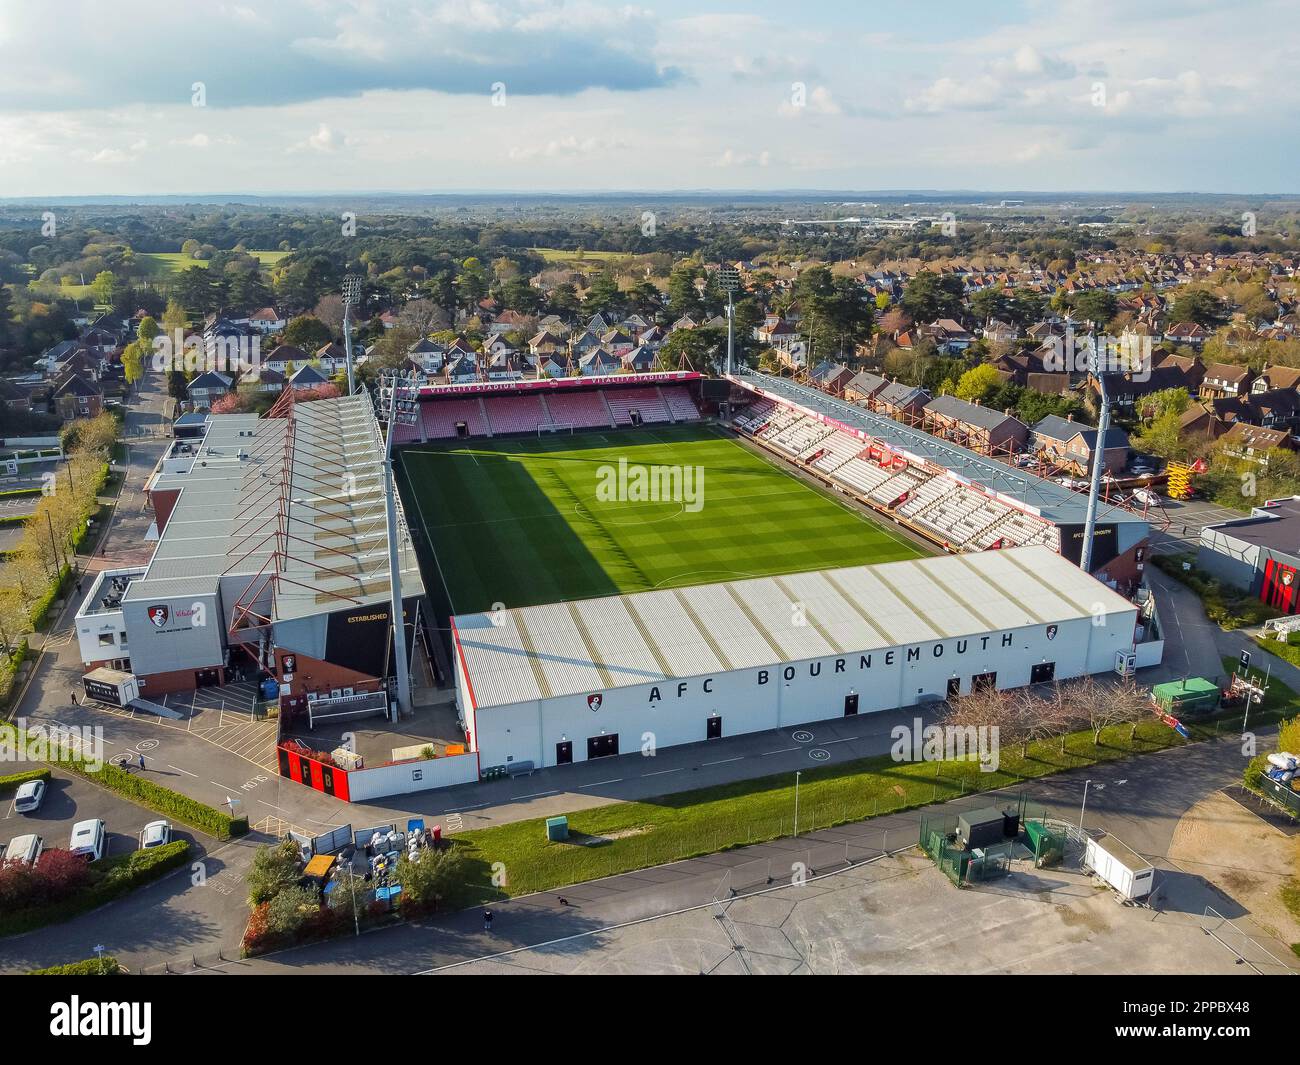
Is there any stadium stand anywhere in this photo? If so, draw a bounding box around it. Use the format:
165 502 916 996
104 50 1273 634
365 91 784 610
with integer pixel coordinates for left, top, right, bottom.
730 395 1061 555
661 386 702 422
544 390 616 429
606 388 672 426
483 393 548 436
422 397 490 440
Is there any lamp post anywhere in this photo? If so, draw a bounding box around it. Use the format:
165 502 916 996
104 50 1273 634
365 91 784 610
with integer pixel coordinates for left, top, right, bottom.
1079 778 1092 833
1080 322 1110 573
342 275 362 397
793 770 802 838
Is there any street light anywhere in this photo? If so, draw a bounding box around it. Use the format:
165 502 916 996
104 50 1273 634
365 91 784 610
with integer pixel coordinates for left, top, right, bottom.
793 770 802 838
1078 779 1092 833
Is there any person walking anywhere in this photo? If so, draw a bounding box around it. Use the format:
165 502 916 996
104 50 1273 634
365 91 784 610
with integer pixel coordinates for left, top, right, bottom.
70 690 78 705
137 753 146 771
483 909 494 932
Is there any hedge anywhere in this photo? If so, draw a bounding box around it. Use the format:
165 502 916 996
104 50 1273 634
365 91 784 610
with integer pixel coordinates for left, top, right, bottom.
1151 554 1279 629
0 766 50 794
56 753 248 840
0 487 41 500
29 564 73 630
0 638 28 711
28 956 122 975
0 514 27 528
0 841 192 937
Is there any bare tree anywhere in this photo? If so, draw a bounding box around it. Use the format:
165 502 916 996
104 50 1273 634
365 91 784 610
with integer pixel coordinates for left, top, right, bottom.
397 298 447 338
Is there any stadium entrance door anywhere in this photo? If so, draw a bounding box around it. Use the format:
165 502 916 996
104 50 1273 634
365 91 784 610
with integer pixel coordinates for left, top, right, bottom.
587 734 619 759
843 693 859 716
1031 662 1056 683
556 740 573 765
707 716 722 739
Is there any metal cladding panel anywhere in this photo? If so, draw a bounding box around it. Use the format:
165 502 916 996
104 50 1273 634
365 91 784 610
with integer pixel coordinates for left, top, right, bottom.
674 583 774 670
453 612 534 709
959 549 1098 624
569 595 663 683
832 567 943 646
526 601 607 699
877 561 990 639
778 569 890 653
733 575 836 661
626 588 725 679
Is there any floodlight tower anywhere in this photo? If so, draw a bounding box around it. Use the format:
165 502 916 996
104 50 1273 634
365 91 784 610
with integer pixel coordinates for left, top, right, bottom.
1080 322 1111 574
719 265 741 418
342 274 362 396
376 371 420 719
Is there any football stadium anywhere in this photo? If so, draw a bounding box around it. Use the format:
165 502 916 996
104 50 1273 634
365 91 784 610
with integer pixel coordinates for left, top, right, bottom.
391 372 1157 777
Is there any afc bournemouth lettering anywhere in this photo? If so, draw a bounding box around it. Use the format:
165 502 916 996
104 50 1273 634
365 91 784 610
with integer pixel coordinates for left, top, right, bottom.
642 632 1016 703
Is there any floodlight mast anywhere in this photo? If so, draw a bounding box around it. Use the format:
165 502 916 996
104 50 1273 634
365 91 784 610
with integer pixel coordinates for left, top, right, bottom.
379 372 416 719
1080 322 1110 574
719 266 740 418
342 275 362 396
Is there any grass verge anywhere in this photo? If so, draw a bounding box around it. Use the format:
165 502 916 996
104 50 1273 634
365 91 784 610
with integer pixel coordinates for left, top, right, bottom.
453 717 1191 900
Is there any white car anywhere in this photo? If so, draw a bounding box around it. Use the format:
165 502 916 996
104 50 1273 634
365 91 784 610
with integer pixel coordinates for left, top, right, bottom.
13 779 45 814
1133 487 1161 507
69 818 106 862
139 820 173 849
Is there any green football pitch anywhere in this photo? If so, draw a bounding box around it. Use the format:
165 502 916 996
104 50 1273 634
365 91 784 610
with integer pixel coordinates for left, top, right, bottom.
397 424 928 616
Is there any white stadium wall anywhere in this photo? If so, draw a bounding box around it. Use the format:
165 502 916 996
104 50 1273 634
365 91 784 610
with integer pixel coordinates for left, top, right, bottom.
469 610 1136 771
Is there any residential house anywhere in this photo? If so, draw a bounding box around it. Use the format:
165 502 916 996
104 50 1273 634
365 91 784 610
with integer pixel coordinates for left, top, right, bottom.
263 344 309 377
289 364 331 391
247 307 286 334
844 371 888 403
923 395 1028 453
808 361 854 396
872 381 931 422
1199 362 1254 400
579 348 621 376
50 368 104 421
1030 414 1130 474
622 346 657 373
1163 322 1210 346
1219 422 1292 465
528 330 564 358
185 371 233 411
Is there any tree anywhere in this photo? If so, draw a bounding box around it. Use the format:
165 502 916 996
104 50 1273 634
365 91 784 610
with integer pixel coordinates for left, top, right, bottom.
281 315 333 350
90 270 118 307
1069 290 1118 327
1169 288 1227 328
121 339 147 388
395 844 466 912
969 288 1007 323
953 364 1002 403
901 271 964 323
658 326 724 371
246 838 301 906
137 315 160 346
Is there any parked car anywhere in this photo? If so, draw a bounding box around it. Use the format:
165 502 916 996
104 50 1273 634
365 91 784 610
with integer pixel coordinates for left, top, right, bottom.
3 833 44 865
139 820 172 849
69 818 106 862
13 778 45 813
1133 487 1161 507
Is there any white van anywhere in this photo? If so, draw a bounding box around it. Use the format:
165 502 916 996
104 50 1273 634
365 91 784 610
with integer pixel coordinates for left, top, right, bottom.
69 818 106 862
4 833 44 865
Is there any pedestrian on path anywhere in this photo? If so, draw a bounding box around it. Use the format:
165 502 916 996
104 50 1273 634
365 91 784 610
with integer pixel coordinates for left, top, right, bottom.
483 909 493 932
137 753 146 770
70 690 78 705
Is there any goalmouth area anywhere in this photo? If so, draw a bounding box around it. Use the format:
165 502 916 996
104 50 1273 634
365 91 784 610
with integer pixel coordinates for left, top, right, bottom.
396 423 929 619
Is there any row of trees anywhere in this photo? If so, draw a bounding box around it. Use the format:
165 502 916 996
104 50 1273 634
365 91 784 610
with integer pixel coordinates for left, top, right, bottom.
0 411 117 659
942 674 1153 758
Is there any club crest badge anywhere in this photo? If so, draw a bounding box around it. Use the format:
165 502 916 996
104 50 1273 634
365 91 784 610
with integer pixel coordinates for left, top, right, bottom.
147 605 169 628
587 693 603 712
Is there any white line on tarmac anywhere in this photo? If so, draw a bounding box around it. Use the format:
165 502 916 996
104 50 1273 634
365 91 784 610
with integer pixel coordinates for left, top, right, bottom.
578 778 622 788
167 764 198 777
642 767 683 777
210 781 239 792
701 757 744 766
761 747 799 756
513 790 559 800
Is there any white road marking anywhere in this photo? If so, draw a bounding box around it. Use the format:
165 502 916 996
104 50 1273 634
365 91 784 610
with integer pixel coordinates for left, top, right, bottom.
642 767 684 777
702 757 744 766
167 764 198 778
762 747 799 756
578 778 622 788
513 790 559 800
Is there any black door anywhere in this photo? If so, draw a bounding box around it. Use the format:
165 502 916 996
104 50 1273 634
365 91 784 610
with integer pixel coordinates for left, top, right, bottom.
556 740 573 765
843 693 859 716
586 734 619 759
194 668 220 688
946 677 961 699
1031 662 1056 684
972 671 997 691
706 716 722 739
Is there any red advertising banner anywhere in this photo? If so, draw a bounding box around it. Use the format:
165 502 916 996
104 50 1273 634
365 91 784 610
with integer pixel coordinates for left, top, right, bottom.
418 371 699 398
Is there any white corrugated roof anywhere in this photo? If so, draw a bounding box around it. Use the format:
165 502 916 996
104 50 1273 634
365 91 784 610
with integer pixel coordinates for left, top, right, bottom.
453 545 1134 710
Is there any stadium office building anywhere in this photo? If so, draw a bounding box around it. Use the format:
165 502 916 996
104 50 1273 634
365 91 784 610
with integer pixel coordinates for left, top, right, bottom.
74 393 424 706
453 546 1142 771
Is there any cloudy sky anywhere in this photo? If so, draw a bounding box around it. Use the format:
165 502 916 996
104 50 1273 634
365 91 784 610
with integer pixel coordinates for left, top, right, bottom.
1 0 1296 197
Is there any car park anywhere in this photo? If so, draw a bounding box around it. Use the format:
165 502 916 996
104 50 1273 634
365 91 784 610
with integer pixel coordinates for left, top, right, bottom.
139 820 173 849
69 818 107 862
13 778 46 813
